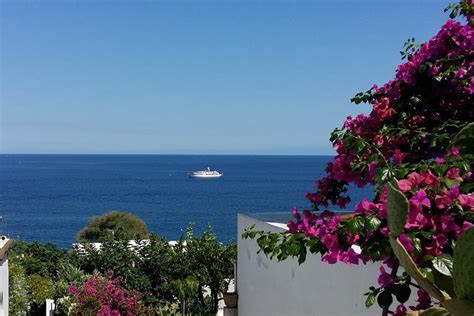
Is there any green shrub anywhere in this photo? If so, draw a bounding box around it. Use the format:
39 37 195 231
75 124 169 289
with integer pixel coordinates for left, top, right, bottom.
77 211 149 242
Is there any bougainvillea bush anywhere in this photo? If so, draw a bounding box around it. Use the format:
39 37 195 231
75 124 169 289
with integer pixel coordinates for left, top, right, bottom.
68 271 147 316
243 1 473 315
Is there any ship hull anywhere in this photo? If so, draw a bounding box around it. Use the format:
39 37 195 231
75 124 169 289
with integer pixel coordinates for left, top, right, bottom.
189 174 223 178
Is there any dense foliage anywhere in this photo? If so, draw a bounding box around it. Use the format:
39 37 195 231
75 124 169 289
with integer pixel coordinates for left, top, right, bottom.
77 211 149 243
9 221 236 315
9 242 74 315
68 272 147 315
244 1 473 315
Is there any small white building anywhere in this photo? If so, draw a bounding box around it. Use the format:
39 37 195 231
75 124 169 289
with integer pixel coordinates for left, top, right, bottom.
0 237 13 316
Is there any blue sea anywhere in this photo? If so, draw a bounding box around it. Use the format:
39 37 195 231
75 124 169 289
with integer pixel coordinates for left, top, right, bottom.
0 155 372 248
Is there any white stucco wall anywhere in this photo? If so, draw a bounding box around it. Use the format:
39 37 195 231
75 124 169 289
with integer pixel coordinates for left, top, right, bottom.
237 213 383 316
0 254 8 316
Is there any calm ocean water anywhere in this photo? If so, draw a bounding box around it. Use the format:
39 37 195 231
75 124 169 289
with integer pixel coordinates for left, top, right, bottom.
0 155 372 248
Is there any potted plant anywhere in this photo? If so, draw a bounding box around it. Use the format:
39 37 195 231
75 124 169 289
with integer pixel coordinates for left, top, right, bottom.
223 292 238 308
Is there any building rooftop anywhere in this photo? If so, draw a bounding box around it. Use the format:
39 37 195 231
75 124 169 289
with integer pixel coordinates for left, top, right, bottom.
0 236 13 258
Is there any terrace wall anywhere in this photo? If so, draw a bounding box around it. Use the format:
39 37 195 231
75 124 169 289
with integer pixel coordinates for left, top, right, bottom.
237 213 383 316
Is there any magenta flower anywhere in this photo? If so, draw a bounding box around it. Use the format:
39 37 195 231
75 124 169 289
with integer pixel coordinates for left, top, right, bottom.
408 172 424 187
292 207 301 221
435 194 452 209
450 146 460 157
304 226 318 238
397 179 413 192
68 271 145 315
421 170 439 188
320 233 341 252
446 185 460 199
393 149 408 165
446 167 463 181
326 215 341 230
394 304 407 316
425 233 447 256
410 190 431 211
399 234 414 252
339 247 359 265
355 199 371 214
97 305 112 316
410 289 432 310
287 220 298 233
459 194 474 209
377 266 393 288
346 234 360 244
379 226 389 237
322 251 339 264
440 215 459 233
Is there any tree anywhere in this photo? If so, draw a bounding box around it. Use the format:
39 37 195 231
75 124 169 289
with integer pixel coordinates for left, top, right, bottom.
9 256 29 316
184 225 237 314
244 1 473 315
27 274 55 315
11 241 70 278
9 241 82 315
77 211 148 242
75 232 152 293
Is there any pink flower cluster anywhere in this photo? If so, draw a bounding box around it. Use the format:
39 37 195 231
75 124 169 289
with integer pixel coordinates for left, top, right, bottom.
305 176 351 208
396 167 473 259
284 10 473 314
292 156 473 264
68 271 145 316
288 208 368 265
388 20 473 94
307 18 474 210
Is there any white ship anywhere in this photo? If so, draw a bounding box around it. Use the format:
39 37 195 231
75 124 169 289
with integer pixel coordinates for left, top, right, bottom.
189 167 223 178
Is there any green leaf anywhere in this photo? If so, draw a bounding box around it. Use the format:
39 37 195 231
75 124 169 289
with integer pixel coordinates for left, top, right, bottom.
453 227 474 300
354 139 365 153
420 267 436 284
307 238 323 254
420 230 434 239
409 235 422 254
386 182 409 237
410 96 421 105
432 254 454 277
450 122 474 159
365 292 376 308
377 290 393 309
298 246 307 265
380 168 395 182
365 216 382 232
461 182 474 194
391 284 411 304
287 243 300 257
443 299 474 315
368 153 379 163
346 218 363 234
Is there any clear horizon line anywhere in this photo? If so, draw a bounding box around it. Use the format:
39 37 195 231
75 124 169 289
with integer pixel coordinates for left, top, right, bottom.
1 152 335 156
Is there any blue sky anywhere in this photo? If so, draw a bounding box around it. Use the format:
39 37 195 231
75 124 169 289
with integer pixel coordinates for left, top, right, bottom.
1 0 450 154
